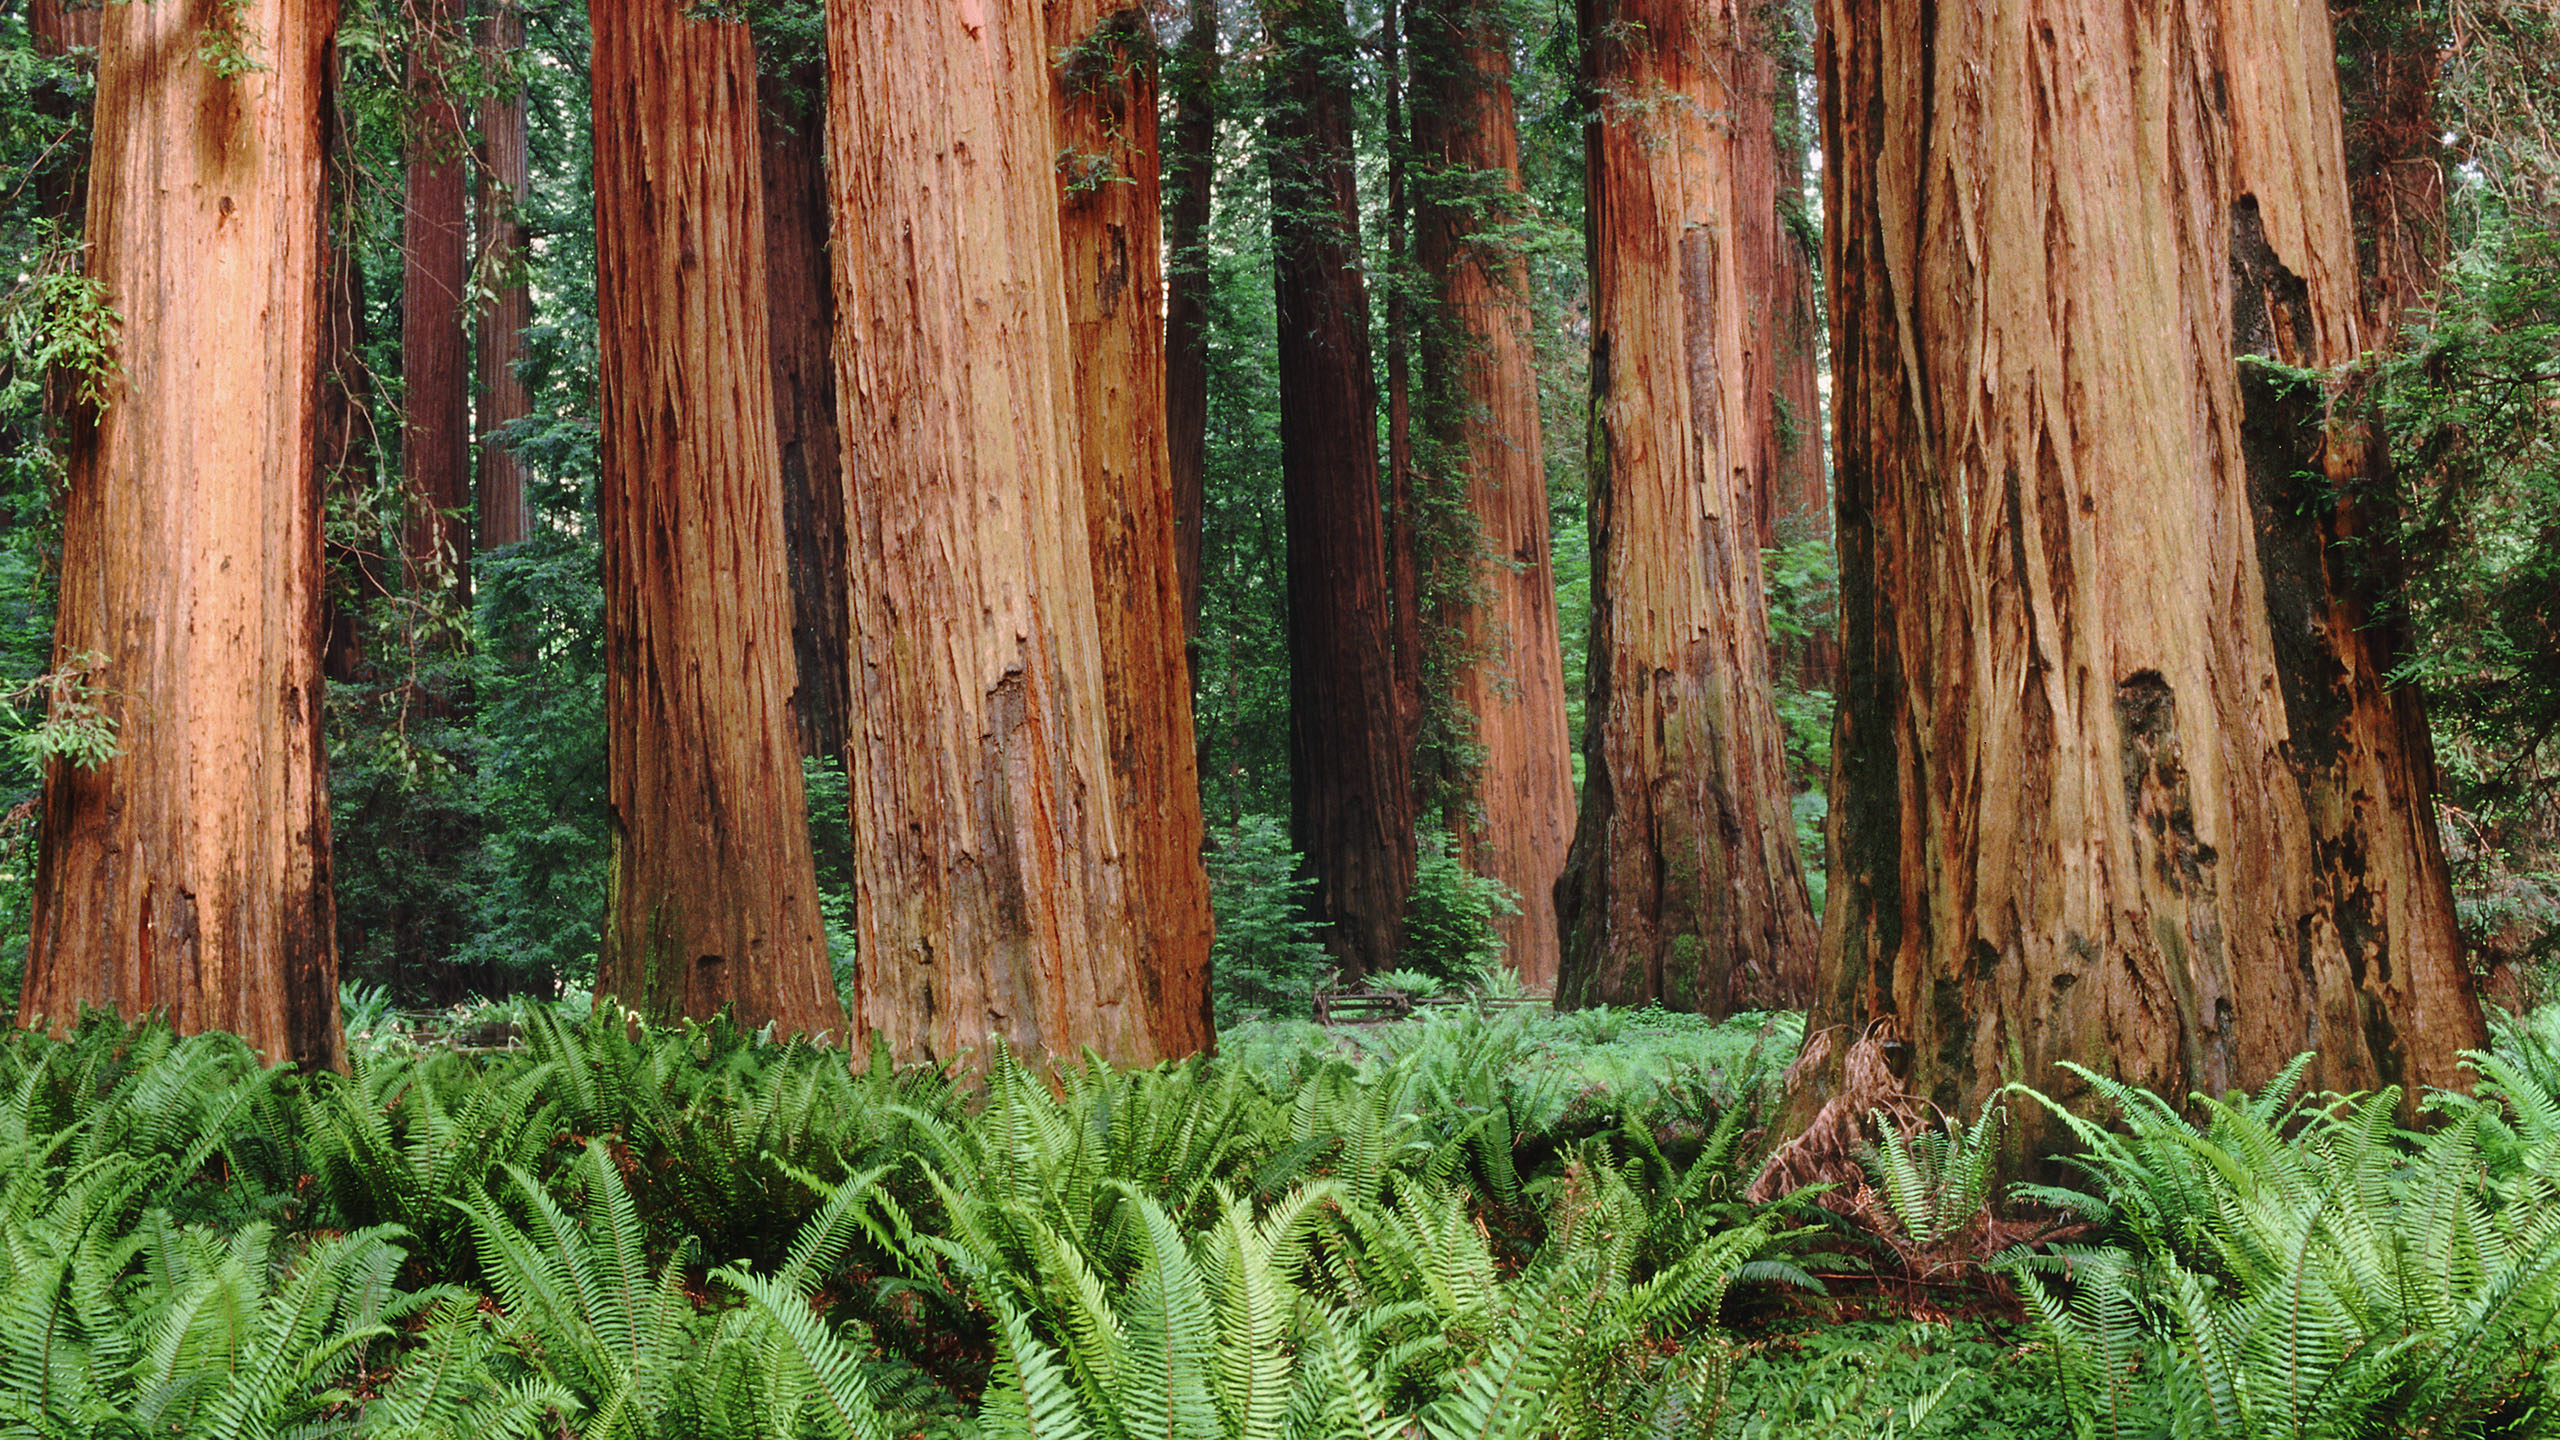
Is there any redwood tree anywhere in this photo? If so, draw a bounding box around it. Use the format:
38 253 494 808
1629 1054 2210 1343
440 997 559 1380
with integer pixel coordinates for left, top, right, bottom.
591 0 842 1037
475 0 532 554
25 0 343 1069
402 0 471 607
1556 0 1817 1014
1049 2 1217 1055
1265 0 1415 979
1767 0 2484 1176
1409 0 1575 990
828 0 1163 1065
1163 0 1218 647
757 46 852 763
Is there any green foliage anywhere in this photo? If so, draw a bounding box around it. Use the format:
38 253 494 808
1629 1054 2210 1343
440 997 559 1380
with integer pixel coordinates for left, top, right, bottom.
1206 814 1333 1025
1399 827 1521 986
1865 1103 2002 1250
2003 1052 2560 1438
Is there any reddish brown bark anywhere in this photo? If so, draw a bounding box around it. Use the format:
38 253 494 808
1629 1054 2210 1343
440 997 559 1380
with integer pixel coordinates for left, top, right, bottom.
1264 0 1415 980
1409 0 1576 991
1767 0 2482 1176
474 0 531 553
830 0 1163 1065
591 0 843 1038
402 0 470 609
1163 0 1218 647
1047 2 1217 1055
757 53 853 763
1555 0 1818 1015
25 0 343 1070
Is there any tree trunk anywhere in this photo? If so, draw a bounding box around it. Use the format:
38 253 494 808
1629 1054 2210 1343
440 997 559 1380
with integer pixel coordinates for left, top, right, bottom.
1555 0 1818 1015
1409 0 1576 991
1745 47 1835 689
1264 0 1415 980
1048 1 1217 1056
591 0 843 1039
829 0 1161 1065
25 0 343 1071
1382 0 1424 763
475 0 532 553
28 0 101 224
1762 0 2484 1184
1163 0 1218 649
2334 0 2449 336
402 0 471 609
757 50 853 764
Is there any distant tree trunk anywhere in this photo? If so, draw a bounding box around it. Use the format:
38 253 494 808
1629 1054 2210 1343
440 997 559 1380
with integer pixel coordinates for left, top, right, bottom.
25 0 343 1070
1163 0 1218 647
28 1 100 224
2334 0 2450 335
402 0 471 611
1381 0 1424 756
829 0 1163 1065
1744 47 1834 688
1265 0 1415 980
757 49 852 763
475 0 532 553
1762 0 2484 1185
1048 2 1217 1056
1409 0 1576 991
1555 0 1817 1015
591 0 843 1039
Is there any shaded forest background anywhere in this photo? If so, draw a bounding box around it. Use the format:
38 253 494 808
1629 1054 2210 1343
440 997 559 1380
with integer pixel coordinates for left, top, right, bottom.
0 0 2552 1023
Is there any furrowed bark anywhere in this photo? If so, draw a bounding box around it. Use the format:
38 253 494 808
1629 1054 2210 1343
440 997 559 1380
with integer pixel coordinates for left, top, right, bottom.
1556 0 1818 1014
1409 0 1576 991
829 0 1160 1065
1767 0 2483 1183
1163 0 1218 647
402 0 470 609
475 0 532 553
1048 1 1217 1056
1263 0 1416 980
26 0 343 1070
757 49 853 763
592 0 843 1039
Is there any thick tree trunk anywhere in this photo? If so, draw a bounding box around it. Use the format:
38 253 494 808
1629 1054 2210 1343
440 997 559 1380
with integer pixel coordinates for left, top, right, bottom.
25 0 342 1071
757 52 853 763
1764 0 2484 1183
402 0 470 608
1264 0 1415 980
475 0 532 553
1163 0 1218 647
1048 2 1217 1056
1409 0 1575 991
1555 0 1818 1015
829 0 1161 1065
591 0 843 1039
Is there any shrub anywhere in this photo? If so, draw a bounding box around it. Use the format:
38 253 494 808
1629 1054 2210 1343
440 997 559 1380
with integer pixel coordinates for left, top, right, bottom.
1205 813 1332 1025
1400 827 1519 986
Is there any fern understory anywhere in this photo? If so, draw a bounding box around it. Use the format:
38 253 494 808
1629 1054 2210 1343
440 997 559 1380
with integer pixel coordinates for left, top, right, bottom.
0 1003 2549 1438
